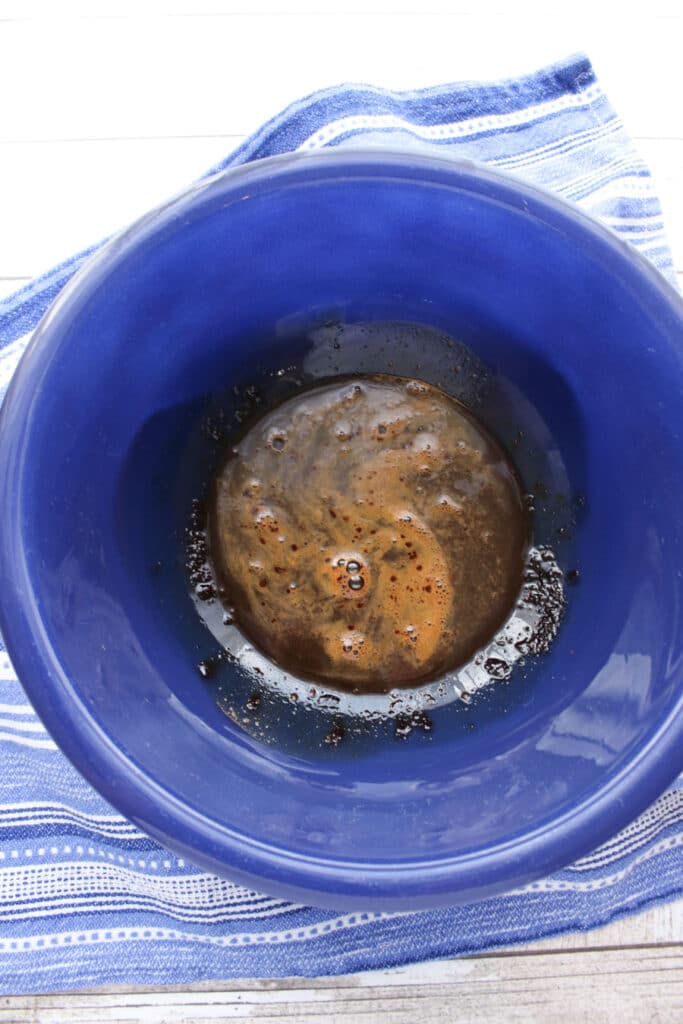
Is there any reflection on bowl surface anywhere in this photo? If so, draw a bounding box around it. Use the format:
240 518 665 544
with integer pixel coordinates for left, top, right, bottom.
1 150 683 910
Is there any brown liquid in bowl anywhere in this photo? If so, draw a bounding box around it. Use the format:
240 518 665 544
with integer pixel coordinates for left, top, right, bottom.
209 375 529 692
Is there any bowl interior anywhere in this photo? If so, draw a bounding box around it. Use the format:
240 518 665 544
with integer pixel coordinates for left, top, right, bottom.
3 151 683 908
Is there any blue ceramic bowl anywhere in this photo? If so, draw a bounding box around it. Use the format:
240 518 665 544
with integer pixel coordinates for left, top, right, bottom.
1 150 683 910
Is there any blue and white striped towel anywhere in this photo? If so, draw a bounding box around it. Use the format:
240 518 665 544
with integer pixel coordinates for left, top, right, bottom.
0 54 681 993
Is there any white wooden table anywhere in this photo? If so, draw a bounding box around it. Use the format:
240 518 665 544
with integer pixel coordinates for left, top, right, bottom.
1 3 681 1020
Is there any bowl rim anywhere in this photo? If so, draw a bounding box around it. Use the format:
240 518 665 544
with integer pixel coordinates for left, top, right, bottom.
2 146 683 910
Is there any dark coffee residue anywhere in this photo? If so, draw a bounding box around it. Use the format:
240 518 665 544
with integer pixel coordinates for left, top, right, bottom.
324 720 346 747
185 498 217 604
197 651 230 679
394 710 433 739
174 331 576 751
516 547 565 657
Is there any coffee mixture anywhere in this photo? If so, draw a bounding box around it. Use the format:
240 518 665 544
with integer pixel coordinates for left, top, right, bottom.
209 375 529 693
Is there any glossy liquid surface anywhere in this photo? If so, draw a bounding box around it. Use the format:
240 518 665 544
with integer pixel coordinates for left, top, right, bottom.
209 375 529 692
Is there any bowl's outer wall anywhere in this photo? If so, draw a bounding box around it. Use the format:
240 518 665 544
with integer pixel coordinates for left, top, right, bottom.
1 151 683 909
